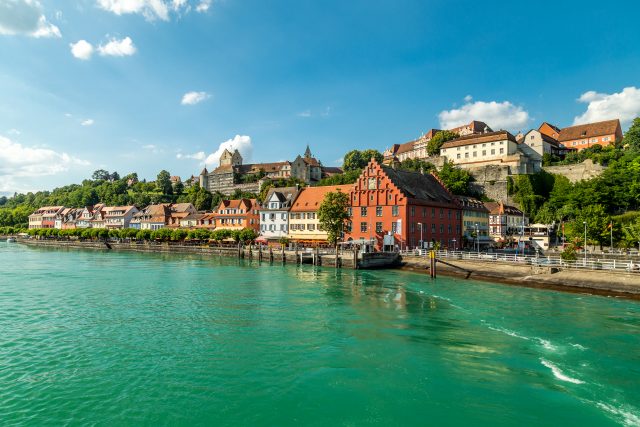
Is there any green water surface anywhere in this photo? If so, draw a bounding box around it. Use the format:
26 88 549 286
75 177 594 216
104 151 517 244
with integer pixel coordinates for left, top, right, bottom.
1 243 639 426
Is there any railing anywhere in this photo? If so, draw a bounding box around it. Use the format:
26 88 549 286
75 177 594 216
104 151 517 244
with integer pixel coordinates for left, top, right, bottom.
402 249 640 274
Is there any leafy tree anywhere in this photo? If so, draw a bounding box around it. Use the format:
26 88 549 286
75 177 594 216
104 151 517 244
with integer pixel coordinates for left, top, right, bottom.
173 180 184 196
436 161 473 195
318 190 350 246
156 170 173 195
567 204 611 249
624 117 640 151
92 169 110 181
427 130 459 156
109 171 120 181
343 149 383 171
397 158 436 173
239 228 258 243
316 169 361 186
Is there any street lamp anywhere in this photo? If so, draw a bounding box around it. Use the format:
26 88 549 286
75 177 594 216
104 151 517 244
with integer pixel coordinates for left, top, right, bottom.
475 223 479 253
452 238 457 251
583 221 587 264
418 222 423 250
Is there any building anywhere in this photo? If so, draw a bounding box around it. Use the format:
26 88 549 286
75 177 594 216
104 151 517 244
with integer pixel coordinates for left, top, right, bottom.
538 122 561 140
288 184 353 243
131 203 196 230
28 206 64 229
519 129 574 158
54 208 79 229
439 130 541 174
484 202 528 241
198 145 340 195
75 204 104 229
345 159 462 250
455 196 490 248
557 119 622 151
383 121 494 164
213 199 260 232
180 212 207 229
103 206 139 229
260 186 301 241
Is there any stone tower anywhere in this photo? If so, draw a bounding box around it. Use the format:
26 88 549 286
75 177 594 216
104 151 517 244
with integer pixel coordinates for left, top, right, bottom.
304 144 312 159
220 148 243 167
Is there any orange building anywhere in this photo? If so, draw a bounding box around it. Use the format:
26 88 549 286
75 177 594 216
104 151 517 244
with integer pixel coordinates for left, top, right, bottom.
345 159 462 250
213 198 260 232
557 119 622 151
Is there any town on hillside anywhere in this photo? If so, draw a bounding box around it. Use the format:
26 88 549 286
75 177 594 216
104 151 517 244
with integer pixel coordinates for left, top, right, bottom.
17 116 637 253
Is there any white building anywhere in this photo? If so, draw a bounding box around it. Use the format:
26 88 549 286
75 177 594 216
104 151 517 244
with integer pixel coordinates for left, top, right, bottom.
440 130 541 174
103 206 139 229
519 129 571 158
260 186 301 240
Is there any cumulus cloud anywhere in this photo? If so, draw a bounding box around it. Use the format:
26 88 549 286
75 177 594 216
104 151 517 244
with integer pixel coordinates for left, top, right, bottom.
573 86 640 128
98 36 136 56
81 119 94 126
176 151 206 160
203 135 253 166
438 98 530 131
297 110 312 118
0 135 90 192
70 40 94 60
97 0 212 20
195 0 211 12
181 91 210 105
0 0 61 38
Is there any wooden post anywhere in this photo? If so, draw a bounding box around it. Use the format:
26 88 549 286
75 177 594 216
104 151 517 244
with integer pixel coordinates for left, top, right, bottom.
269 246 273 262
315 246 320 266
258 244 262 261
282 245 285 264
429 250 437 278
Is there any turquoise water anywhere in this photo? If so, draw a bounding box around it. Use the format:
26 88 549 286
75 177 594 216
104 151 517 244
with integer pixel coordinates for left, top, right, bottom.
1 243 639 426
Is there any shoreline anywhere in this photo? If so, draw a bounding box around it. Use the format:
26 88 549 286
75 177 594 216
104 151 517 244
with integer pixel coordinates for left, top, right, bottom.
12 238 640 300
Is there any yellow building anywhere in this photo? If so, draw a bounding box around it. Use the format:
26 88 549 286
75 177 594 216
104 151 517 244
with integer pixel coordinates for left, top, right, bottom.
288 184 353 243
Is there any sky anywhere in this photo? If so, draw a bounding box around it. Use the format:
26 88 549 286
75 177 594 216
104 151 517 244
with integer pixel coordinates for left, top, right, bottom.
1 0 640 196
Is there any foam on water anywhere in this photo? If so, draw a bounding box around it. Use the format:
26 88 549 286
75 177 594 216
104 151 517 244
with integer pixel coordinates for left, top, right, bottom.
541 359 584 384
595 402 640 427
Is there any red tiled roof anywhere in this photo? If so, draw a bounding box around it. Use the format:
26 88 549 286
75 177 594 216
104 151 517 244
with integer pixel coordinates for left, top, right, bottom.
557 119 621 142
291 184 353 211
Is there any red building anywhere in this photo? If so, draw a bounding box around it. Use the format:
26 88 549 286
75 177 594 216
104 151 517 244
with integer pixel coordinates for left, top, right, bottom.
345 159 462 250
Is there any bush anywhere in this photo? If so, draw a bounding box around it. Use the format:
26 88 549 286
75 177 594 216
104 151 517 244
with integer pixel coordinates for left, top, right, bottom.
560 245 578 262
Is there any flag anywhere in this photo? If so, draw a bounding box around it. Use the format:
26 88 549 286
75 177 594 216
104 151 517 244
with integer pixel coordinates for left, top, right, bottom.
608 222 612 229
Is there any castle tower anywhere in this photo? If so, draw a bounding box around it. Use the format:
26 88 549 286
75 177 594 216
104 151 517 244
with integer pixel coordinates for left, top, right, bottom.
199 167 209 189
304 144 312 159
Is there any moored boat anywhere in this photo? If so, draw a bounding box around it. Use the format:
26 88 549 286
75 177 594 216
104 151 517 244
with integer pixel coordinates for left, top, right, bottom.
6 237 16 243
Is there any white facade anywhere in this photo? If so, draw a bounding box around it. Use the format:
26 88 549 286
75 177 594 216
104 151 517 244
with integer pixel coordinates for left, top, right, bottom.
260 191 292 239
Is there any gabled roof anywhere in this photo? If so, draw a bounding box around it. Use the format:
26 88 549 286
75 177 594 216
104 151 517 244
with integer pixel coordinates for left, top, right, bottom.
171 203 194 213
450 120 493 134
216 198 259 213
291 184 353 211
379 166 456 205
539 122 561 134
440 130 516 149
557 119 621 142
264 186 300 209
484 201 523 216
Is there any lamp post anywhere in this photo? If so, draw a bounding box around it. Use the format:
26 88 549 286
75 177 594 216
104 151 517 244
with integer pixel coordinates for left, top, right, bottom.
418 222 423 250
452 238 457 251
475 223 479 253
583 221 587 264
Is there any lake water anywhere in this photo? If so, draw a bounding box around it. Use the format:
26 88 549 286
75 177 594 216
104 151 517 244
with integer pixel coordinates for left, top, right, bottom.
1 242 639 426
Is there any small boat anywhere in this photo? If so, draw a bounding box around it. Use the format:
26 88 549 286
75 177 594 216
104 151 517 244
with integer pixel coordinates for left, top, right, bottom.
6 237 16 243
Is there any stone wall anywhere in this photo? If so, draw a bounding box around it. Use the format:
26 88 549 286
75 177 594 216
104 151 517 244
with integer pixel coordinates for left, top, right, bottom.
467 164 512 204
543 159 605 183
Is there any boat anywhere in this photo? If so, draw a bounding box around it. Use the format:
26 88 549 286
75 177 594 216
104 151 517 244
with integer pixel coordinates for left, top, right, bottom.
6 237 16 243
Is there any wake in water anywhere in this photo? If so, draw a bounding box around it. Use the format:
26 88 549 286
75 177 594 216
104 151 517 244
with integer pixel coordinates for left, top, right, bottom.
595 402 640 427
540 359 584 384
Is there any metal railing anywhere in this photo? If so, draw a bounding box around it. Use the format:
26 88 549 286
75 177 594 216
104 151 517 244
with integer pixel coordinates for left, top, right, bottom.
402 249 640 274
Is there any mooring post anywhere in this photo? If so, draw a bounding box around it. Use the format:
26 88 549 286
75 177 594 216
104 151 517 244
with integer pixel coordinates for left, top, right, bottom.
282 245 285 264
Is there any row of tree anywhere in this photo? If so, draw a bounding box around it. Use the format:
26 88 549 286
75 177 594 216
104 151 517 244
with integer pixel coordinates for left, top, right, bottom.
24 227 259 243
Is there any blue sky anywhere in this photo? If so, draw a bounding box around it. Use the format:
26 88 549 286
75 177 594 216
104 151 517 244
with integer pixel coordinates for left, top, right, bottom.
2 0 640 195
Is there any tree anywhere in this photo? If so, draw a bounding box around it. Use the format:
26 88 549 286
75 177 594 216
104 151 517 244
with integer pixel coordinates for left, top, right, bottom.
342 149 383 171
624 117 640 151
427 130 459 156
109 171 120 181
156 170 173 195
397 158 436 173
567 204 611 249
317 190 350 246
173 180 184 196
436 161 473 195
92 169 110 181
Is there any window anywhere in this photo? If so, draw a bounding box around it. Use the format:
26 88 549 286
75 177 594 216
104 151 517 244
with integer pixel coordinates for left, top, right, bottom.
422 207 426 217
376 206 383 217
410 206 415 216
370 195 374 202
440 224 444 233
360 222 368 232
456 153 461 159
530 135 534 140
465 152 469 158
448 210 452 219
376 222 383 233
448 224 452 233
346 221 352 232
482 150 486 156
307 224 315 231
431 223 436 232
368 177 377 189
499 148 504 154
491 149 495 155
410 223 415 232
361 207 367 216
347 207 352 217
392 206 399 216
392 222 397 234
439 208 443 218
473 152 477 157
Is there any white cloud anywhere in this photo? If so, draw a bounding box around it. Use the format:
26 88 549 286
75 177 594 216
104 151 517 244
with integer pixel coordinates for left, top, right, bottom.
70 40 94 60
81 119 94 126
176 151 206 160
573 86 640 128
0 0 61 38
463 95 473 102
438 98 530 131
142 144 156 149
96 0 211 20
297 110 312 118
297 107 331 118
98 36 137 56
0 135 90 192
181 91 210 105
7 129 21 136
195 0 211 12
204 135 253 166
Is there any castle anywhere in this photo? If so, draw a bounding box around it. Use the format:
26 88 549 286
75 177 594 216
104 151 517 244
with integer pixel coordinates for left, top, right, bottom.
198 145 342 195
